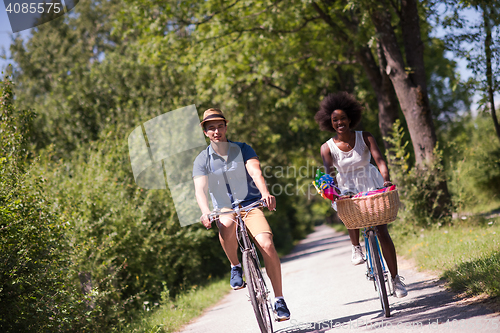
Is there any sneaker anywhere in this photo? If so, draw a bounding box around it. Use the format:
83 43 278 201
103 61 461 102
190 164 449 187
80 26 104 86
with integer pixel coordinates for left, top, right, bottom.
351 245 366 265
274 298 291 321
230 266 245 290
392 275 408 298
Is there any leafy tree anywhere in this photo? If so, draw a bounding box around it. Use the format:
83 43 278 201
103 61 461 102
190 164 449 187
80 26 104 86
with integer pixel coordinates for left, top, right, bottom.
119 0 459 168
10 0 196 157
9 0 121 152
362 0 440 167
441 0 500 142
116 0 470 218
117 0 400 150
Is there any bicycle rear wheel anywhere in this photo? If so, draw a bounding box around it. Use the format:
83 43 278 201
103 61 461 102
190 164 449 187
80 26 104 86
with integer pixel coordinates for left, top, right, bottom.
242 249 273 333
368 231 390 317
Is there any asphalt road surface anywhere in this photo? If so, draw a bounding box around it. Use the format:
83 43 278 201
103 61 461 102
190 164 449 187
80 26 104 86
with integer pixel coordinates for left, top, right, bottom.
178 225 499 333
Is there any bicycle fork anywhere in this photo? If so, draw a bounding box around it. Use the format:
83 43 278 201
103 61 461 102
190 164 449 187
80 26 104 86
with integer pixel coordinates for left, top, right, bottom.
364 231 392 294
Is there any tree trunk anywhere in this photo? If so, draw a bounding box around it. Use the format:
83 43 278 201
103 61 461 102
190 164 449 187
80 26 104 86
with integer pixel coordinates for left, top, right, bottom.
369 0 451 216
370 1 437 166
483 5 500 143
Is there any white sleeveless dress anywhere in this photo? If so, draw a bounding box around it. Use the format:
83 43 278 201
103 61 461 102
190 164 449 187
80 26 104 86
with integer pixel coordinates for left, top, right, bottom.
326 131 384 195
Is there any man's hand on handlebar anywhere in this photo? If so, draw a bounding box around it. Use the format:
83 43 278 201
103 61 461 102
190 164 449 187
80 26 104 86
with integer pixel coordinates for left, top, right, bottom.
201 197 274 231
200 213 212 229
261 194 276 211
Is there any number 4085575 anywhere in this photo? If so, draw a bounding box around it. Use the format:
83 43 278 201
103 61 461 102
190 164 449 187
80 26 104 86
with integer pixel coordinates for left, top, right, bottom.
6 2 62 14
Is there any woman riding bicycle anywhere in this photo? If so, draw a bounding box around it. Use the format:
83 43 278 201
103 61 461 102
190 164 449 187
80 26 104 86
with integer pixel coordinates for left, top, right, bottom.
315 92 407 298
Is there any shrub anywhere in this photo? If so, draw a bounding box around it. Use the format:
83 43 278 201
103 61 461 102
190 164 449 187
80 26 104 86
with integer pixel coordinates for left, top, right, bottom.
32 126 228 330
1 78 87 332
445 113 500 213
384 120 452 227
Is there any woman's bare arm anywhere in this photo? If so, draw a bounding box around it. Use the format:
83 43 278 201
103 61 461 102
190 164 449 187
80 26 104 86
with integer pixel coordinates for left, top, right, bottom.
320 143 336 184
363 132 391 183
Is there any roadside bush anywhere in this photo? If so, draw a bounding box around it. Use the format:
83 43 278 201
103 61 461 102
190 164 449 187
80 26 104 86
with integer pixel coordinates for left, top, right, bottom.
32 125 228 330
384 120 452 228
444 113 500 213
0 78 87 332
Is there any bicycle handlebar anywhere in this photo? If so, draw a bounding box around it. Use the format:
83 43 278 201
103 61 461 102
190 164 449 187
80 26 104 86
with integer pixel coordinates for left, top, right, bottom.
208 199 267 223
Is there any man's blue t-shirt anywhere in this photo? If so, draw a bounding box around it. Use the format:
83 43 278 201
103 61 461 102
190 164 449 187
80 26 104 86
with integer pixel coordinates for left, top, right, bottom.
192 140 262 209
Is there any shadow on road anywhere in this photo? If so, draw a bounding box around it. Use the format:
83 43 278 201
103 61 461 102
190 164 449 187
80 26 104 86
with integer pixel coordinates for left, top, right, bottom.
275 259 496 333
389 281 493 324
281 226 349 263
343 278 440 306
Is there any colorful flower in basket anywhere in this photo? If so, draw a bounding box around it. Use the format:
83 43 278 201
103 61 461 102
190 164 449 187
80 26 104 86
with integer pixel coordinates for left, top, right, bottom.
312 170 340 201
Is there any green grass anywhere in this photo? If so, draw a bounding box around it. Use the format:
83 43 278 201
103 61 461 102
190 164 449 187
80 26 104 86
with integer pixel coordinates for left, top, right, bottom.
442 252 500 298
391 216 500 299
121 277 231 333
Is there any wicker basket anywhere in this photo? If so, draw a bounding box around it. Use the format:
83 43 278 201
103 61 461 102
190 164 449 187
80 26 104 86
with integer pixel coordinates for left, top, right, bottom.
336 189 400 229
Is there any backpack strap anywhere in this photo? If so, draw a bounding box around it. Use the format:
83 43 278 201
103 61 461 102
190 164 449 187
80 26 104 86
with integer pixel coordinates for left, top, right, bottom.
206 144 236 208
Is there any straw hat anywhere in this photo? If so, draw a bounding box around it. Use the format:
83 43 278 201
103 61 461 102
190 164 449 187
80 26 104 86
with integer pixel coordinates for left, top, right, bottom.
200 108 228 128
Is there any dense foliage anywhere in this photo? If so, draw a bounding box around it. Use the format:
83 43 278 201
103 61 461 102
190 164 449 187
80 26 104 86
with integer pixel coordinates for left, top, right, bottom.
0 79 89 332
1 0 499 331
33 132 229 329
385 120 451 226
444 112 500 213
440 0 500 141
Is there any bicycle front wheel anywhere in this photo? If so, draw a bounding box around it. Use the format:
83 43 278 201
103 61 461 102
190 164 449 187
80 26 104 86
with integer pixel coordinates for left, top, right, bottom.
242 249 273 333
368 231 390 317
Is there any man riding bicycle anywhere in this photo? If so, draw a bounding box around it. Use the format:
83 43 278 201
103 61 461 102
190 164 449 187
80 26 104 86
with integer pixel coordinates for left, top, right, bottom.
192 108 291 321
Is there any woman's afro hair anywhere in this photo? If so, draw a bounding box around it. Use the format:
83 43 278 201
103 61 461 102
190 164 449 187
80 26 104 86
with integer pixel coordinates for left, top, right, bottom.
314 92 363 133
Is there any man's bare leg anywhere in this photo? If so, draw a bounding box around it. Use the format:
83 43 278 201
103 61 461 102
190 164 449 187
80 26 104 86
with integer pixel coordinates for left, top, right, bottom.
217 214 239 265
254 232 283 297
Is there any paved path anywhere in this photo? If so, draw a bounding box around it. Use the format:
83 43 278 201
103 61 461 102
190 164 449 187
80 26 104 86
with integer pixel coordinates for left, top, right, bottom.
178 225 499 333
